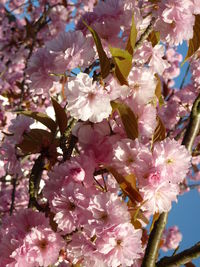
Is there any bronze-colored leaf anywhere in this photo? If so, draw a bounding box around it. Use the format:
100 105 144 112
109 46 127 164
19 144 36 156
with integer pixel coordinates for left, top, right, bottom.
111 101 138 140
18 111 57 133
51 98 68 135
18 129 53 154
110 47 132 85
126 15 137 55
83 21 111 79
155 74 162 99
152 116 166 143
183 15 200 63
108 167 143 204
147 31 160 47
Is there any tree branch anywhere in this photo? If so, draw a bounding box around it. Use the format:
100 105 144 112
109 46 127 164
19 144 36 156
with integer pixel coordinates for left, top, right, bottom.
9 175 17 215
142 93 200 267
28 154 45 209
141 213 168 267
134 16 156 52
156 242 200 267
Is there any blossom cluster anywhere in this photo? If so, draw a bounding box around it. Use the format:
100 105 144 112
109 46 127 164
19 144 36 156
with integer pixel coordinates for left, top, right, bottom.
0 0 200 266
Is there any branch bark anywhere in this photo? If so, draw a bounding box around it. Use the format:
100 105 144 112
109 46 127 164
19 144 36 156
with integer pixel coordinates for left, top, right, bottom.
156 242 200 267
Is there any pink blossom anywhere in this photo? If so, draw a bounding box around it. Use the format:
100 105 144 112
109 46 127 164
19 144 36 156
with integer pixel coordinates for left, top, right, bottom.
153 138 191 184
127 67 157 109
96 223 143 267
11 226 64 267
191 57 200 89
161 226 182 251
27 48 58 92
46 30 95 70
163 48 182 87
0 141 22 175
8 115 34 144
191 0 200 14
140 181 179 214
89 192 130 234
50 182 92 233
158 98 180 130
138 104 157 142
134 42 170 75
155 0 195 45
112 138 153 178
65 73 113 123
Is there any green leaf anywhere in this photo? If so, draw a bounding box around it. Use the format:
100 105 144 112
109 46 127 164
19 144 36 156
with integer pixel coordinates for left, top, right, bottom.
147 31 160 47
183 15 200 63
18 111 57 133
110 47 132 85
126 15 137 55
111 101 138 140
18 129 53 154
152 116 166 143
83 21 111 79
110 47 132 60
51 98 68 135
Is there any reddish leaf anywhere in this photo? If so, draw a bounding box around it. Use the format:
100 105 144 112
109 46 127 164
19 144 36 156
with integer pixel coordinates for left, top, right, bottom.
83 21 111 79
18 129 53 154
18 111 57 133
108 167 143 204
152 116 166 143
111 101 138 140
51 98 68 135
183 15 200 63
110 47 132 85
147 31 160 47
126 15 137 55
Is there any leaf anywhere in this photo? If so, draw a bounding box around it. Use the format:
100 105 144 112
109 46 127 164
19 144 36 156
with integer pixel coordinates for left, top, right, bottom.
83 21 111 79
155 74 162 99
150 213 160 233
183 15 200 63
111 101 138 140
110 47 132 60
147 31 160 47
126 15 137 55
110 47 132 85
152 116 166 143
51 98 68 135
108 167 143 204
18 129 53 154
18 111 57 133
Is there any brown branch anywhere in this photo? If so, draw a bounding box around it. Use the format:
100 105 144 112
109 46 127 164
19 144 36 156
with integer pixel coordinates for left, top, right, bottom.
182 94 200 153
141 213 168 267
134 16 156 52
142 93 200 267
156 242 200 267
28 154 45 209
9 175 17 215
60 118 77 162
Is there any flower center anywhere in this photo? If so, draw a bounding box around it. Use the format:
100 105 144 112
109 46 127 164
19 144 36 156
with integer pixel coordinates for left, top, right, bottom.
39 239 48 250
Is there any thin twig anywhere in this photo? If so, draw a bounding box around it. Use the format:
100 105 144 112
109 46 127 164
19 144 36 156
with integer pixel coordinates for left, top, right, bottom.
180 64 190 90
